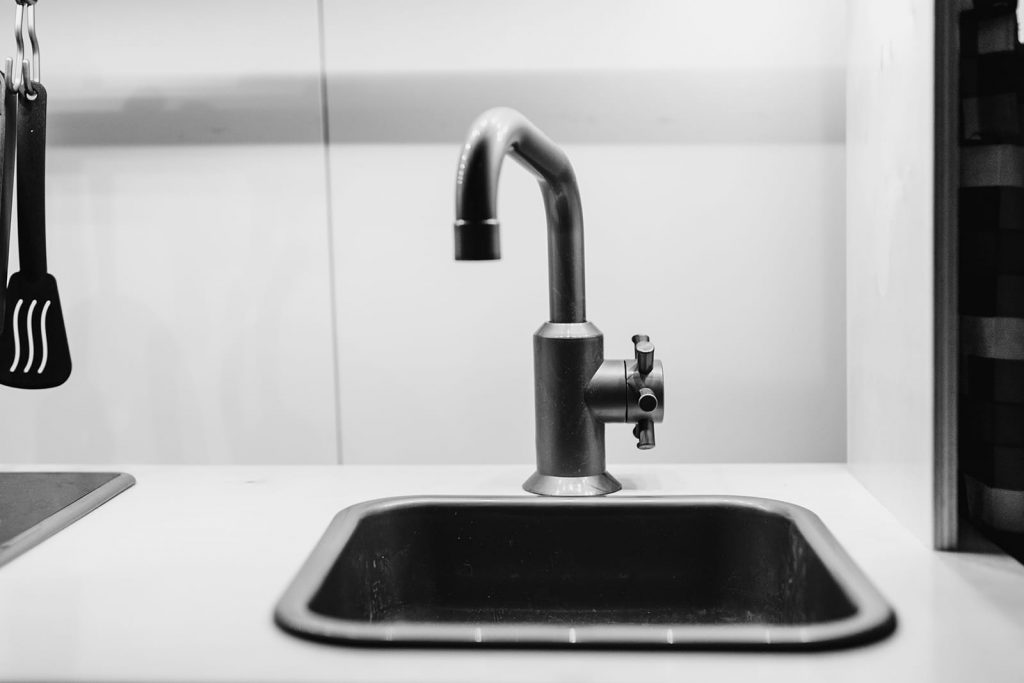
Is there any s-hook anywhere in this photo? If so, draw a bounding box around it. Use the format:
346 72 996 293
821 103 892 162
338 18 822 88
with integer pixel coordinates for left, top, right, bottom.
8 0 38 96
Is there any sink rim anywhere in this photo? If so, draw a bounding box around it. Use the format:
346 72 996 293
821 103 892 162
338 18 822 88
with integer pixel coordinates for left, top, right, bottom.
0 472 136 569
274 495 897 650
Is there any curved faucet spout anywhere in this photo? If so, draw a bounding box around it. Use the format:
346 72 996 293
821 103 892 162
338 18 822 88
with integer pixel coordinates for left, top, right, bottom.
453 107 586 324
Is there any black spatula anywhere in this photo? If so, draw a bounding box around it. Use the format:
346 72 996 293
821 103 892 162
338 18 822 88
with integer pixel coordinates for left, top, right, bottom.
0 83 70 388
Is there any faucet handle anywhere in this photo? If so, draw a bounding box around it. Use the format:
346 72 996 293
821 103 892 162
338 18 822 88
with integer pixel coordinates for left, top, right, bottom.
632 334 655 375
627 334 662 449
586 336 664 449
633 419 656 450
637 387 658 413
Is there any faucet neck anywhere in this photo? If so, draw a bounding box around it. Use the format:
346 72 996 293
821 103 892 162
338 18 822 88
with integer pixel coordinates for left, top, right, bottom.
454 107 586 323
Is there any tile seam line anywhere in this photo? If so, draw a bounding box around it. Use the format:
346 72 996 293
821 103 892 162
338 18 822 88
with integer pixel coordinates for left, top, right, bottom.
316 0 343 464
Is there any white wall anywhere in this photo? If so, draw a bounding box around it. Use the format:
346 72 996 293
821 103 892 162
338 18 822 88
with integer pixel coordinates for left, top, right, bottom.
1 1 849 467
846 0 937 545
327 1 849 465
0 1 339 464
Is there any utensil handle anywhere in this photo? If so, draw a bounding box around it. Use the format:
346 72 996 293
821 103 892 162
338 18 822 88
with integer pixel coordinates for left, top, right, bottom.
17 83 46 278
0 84 15 293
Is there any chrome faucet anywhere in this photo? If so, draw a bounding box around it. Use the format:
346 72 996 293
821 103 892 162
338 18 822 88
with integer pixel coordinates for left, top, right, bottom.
453 107 665 496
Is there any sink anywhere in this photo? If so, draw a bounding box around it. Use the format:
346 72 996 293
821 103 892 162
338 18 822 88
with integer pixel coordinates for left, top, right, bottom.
275 496 896 649
0 472 135 568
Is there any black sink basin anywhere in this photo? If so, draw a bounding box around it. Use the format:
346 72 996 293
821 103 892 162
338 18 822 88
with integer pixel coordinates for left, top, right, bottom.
275 496 895 649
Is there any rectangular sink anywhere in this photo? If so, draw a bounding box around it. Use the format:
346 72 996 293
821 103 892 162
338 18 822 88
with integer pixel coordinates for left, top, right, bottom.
275 496 895 649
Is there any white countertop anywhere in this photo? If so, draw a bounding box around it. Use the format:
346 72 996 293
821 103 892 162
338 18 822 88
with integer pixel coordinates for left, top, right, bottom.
2 463 1023 683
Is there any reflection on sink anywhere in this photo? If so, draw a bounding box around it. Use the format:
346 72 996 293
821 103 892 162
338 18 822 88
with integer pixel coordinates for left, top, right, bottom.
275 496 896 649
0 472 135 568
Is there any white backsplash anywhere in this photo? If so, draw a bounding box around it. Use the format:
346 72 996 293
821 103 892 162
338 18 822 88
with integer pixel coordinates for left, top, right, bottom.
2 0 849 465
326 0 848 464
0 1 338 464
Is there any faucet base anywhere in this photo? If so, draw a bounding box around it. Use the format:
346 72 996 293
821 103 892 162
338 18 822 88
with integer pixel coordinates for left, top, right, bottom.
523 471 621 497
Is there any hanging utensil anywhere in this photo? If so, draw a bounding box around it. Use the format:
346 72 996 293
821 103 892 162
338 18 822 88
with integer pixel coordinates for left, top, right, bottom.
0 81 70 388
0 2 70 389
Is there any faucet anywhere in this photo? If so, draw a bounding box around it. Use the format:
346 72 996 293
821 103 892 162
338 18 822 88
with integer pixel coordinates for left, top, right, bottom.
453 107 665 496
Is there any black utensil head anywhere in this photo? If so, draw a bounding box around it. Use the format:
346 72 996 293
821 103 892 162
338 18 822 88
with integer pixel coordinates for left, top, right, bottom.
0 272 70 388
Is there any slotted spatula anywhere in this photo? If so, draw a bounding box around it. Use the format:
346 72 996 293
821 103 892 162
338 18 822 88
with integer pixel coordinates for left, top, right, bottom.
0 83 71 388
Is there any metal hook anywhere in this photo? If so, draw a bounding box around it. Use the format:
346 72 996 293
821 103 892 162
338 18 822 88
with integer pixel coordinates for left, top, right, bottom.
25 2 37 87
9 1 37 95
20 58 31 96
11 3 24 92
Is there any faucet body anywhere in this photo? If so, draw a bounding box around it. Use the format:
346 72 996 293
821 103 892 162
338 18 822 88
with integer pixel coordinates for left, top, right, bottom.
454 108 664 496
